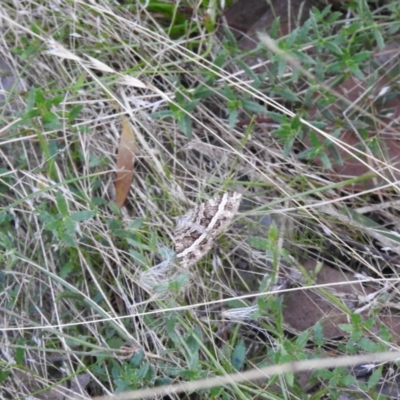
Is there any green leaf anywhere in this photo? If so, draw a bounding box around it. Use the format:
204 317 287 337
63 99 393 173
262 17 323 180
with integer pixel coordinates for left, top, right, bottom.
268 221 279 242
60 262 74 279
166 314 180 344
319 152 332 170
349 65 365 80
16 339 25 364
367 367 382 390
231 340 246 371
256 297 267 313
178 114 192 138
222 24 238 50
150 110 174 119
324 41 342 55
128 249 147 266
327 11 342 24
358 337 379 352
228 108 238 129
210 387 225 398
155 377 173 386
68 105 83 122
185 99 200 113
136 363 150 380
315 368 334 380
0 370 10 383
277 59 287 78
188 347 199 371
35 87 45 105
285 371 294 387
286 28 298 47
308 130 321 148
237 60 261 85
186 328 201 354
295 51 315 66
108 201 122 215
373 27 384 50
17 111 38 125
388 22 400 35
283 135 294 158
313 322 324 346
130 349 144 368
168 274 189 292
290 114 302 130
43 111 62 130
338 323 354 333
62 218 76 236
56 191 68 217
341 374 356 387
26 87 37 111
48 139 58 159
343 21 361 35
259 274 275 292
44 218 62 232
248 236 270 251
267 111 285 123
242 100 267 114
295 330 309 349
379 323 391 343
223 84 236 101
226 299 249 308
326 60 345 74
128 218 144 231
268 17 280 38
70 210 97 222
144 364 155 382
350 313 361 325
46 94 64 108
276 88 300 102
193 85 213 99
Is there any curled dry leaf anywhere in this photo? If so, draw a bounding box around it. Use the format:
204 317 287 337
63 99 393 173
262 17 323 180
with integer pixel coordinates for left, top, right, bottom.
115 116 137 207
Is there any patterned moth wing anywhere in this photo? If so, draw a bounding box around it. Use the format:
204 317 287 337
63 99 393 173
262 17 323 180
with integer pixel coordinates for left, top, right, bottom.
174 192 242 268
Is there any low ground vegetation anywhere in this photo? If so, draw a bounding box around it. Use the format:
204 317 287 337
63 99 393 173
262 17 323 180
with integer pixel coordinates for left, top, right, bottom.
1 0 400 399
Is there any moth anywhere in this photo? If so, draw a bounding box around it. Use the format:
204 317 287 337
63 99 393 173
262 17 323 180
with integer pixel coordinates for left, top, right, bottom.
174 192 242 268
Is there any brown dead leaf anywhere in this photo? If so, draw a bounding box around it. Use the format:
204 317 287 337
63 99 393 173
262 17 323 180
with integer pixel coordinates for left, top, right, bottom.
115 116 137 207
283 260 400 343
283 260 374 338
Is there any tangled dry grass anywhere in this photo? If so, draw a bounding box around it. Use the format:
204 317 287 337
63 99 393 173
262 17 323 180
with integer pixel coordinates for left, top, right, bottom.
2 0 400 399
